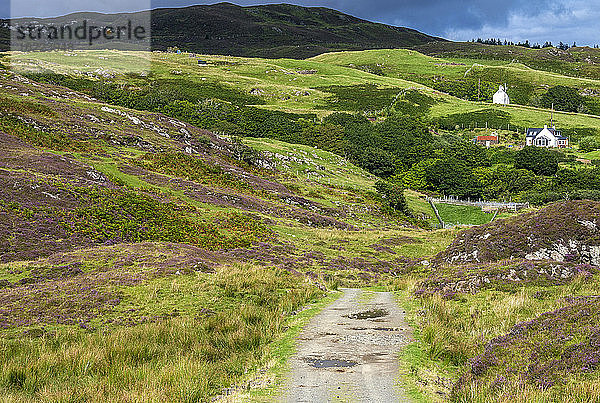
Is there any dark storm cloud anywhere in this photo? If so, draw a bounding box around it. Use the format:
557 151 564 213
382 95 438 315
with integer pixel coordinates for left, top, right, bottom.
150 0 558 34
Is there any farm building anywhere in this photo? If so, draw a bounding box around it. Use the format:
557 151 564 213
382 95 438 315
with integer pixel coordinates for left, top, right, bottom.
475 134 499 148
493 85 510 105
526 125 569 148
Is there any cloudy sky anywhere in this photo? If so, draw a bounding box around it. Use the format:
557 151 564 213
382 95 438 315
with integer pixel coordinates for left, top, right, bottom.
5 0 600 46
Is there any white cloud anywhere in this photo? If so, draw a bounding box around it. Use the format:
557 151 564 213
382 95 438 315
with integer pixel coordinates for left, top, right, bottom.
11 0 151 18
445 0 600 46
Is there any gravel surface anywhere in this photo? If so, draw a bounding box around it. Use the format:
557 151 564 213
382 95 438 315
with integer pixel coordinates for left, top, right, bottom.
278 288 413 402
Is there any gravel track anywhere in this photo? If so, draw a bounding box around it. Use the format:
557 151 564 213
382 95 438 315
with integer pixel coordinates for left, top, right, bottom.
279 288 413 402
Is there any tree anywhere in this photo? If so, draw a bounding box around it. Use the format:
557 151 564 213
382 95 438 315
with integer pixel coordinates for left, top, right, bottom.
356 147 396 178
553 167 600 191
424 158 483 199
475 165 538 199
515 146 559 176
397 158 440 190
299 123 346 155
375 180 409 215
434 138 491 168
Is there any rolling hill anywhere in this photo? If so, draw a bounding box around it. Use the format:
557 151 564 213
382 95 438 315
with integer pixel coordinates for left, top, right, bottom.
0 3 444 58
2 44 600 401
9 49 600 142
3 9 600 400
413 41 600 80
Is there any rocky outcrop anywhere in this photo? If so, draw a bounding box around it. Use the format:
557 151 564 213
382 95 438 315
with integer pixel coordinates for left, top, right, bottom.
436 201 600 267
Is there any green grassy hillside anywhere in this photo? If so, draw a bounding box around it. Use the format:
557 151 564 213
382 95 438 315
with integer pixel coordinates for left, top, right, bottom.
414 41 600 79
0 64 456 400
2 46 600 402
7 49 600 140
312 48 600 135
311 48 600 99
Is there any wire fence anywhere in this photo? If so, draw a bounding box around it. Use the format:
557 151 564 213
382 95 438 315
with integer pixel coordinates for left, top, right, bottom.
427 196 529 212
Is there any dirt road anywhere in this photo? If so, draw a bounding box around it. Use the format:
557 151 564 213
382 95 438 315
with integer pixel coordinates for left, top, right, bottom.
278 288 412 402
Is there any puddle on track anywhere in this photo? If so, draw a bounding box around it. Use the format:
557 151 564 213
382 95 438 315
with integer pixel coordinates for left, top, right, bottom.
304 358 358 368
345 308 388 320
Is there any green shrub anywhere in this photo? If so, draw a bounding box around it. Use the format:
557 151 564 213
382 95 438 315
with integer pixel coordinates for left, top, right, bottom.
515 146 559 176
579 136 600 152
539 85 585 113
59 186 271 249
375 180 410 215
315 84 403 112
134 152 260 195
434 109 514 131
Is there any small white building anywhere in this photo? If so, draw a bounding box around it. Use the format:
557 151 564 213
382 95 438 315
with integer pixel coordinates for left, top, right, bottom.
526 125 569 148
493 85 510 105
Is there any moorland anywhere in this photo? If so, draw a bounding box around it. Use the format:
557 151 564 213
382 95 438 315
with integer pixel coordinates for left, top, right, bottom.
1 6 600 401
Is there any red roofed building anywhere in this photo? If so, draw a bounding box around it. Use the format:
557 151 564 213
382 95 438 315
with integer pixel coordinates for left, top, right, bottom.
475 134 499 148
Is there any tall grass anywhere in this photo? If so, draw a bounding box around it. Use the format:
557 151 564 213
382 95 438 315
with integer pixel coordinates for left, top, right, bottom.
409 275 600 402
0 265 322 402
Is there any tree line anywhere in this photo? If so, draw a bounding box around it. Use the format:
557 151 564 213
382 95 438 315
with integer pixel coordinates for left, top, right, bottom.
470 38 598 50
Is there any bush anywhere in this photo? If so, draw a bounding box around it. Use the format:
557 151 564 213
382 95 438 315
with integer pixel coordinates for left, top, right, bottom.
540 86 585 113
570 189 600 201
356 147 396 178
424 158 483 199
515 146 559 176
374 180 409 215
434 109 513 131
230 137 261 167
522 191 565 205
316 84 403 112
552 167 600 191
579 136 600 152
475 165 538 199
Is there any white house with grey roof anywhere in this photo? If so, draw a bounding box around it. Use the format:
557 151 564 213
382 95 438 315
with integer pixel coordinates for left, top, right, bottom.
526 125 569 148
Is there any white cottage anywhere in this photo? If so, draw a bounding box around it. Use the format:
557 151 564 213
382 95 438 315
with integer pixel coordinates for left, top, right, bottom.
526 125 569 148
493 85 510 105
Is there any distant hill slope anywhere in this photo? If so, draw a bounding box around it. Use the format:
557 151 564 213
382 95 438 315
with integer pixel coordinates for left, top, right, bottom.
413 41 600 80
150 2 444 58
0 3 444 57
0 21 7 52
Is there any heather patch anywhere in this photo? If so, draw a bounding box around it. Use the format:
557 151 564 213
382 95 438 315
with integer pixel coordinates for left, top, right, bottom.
416 259 597 298
0 77 215 155
0 263 84 286
0 132 108 182
0 177 78 262
223 241 420 287
38 242 224 273
437 201 600 266
125 165 356 230
133 152 261 195
0 270 132 331
0 174 274 262
368 236 420 254
131 152 350 223
62 186 274 249
464 296 600 390
380 236 420 246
